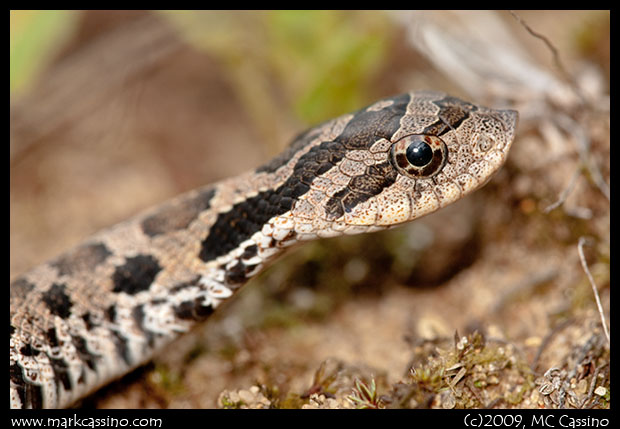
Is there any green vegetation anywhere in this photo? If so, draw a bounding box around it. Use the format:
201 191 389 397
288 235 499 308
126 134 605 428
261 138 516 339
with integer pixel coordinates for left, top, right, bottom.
10 10 79 95
160 10 393 125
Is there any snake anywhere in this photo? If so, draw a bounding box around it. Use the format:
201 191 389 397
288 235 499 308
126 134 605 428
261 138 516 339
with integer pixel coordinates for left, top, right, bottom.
10 91 517 409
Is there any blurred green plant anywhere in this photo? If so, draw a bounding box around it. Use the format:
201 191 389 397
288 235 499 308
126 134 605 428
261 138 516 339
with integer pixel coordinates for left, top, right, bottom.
10 10 79 96
159 10 394 146
264 11 392 123
348 377 383 409
10 10 394 149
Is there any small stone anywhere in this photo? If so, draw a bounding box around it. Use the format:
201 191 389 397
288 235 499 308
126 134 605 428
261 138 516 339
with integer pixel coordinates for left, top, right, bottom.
238 389 254 403
441 391 456 409
594 386 607 396
228 391 240 403
575 379 588 394
524 336 542 347
417 315 450 339
566 391 580 408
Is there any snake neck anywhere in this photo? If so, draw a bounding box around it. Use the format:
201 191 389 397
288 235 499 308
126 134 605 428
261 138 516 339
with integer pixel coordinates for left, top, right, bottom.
9 180 295 409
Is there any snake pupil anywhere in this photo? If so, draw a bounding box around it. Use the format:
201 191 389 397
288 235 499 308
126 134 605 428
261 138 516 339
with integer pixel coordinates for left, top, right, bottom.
405 139 433 167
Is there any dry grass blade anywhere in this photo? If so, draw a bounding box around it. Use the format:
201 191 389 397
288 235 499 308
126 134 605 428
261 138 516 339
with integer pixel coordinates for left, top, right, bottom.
508 10 584 104
577 237 610 344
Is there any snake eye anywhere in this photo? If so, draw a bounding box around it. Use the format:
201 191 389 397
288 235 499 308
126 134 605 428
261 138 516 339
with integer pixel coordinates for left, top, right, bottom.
406 139 433 166
390 134 448 178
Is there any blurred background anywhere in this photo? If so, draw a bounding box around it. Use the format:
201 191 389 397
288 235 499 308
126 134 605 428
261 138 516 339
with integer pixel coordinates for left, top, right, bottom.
10 11 609 408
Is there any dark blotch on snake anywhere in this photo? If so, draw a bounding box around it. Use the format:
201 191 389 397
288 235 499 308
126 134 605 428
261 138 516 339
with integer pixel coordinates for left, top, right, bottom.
241 244 258 260
105 305 117 323
142 188 216 237
41 283 73 319
81 312 96 330
173 299 214 322
200 93 410 261
199 189 295 262
112 255 162 295
71 335 98 372
10 363 26 388
9 277 35 302
422 95 478 136
51 242 112 276
132 305 157 348
10 364 44 409
45 328 60 348
224 261 258 285
27 384 44 408
19 344 39 357
49 357 72 392
110 330 132 366
324 161 398 220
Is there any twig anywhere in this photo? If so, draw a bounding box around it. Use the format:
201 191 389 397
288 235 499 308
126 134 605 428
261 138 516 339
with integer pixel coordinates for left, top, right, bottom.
509 11 586 105
484 397 503 409
554 113 610 202
543 166 582 214
511 12 609 204
465 378 485 407
531 319 573 374
558 334 598 408
583 363 604 408
577 237 610 344
492 269 558 315
11 15 182 162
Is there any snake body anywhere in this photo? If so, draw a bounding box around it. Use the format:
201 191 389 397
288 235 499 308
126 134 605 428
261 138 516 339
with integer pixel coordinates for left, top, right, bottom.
10 91 517 408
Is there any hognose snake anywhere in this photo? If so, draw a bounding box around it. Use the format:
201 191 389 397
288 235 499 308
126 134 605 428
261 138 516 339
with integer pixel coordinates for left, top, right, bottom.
10 91 518 408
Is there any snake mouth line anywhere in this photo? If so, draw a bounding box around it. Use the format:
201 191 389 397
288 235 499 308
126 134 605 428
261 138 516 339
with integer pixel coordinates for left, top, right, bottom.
498 109 519 153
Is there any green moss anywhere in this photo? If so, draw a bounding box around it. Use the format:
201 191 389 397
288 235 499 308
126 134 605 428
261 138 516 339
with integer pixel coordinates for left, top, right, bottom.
218 393 244 409
149 364 185 396
278 392 306 409
405 332 535 408
10 10 79 95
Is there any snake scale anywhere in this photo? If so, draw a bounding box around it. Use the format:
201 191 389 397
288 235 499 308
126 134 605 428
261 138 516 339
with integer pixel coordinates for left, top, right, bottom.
10 91 517 409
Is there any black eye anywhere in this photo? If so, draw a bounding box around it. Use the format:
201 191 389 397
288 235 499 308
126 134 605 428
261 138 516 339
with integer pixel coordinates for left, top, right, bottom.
390 134 448 178
406 139 433 167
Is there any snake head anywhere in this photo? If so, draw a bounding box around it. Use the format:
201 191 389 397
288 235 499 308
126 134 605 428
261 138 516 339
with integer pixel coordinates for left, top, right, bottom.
283 91 518 238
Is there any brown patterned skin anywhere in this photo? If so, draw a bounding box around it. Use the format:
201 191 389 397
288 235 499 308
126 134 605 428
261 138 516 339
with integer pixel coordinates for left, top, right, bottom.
10 91 517 408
